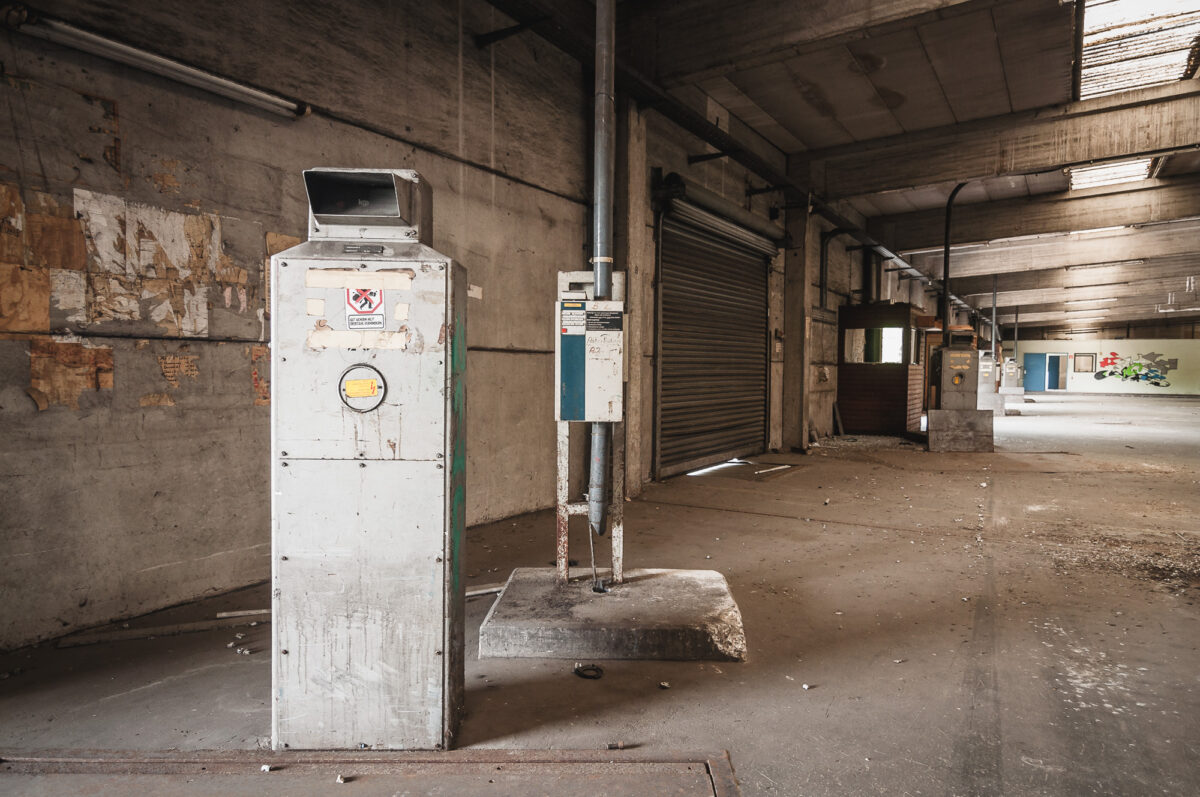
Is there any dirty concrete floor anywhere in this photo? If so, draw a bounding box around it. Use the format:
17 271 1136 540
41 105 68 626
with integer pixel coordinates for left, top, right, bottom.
2 393 1198 795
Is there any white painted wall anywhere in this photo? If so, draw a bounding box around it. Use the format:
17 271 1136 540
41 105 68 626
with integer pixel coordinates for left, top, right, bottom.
1014 339 1200 395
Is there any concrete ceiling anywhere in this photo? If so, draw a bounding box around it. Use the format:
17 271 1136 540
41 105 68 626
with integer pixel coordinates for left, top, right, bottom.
622 0 1200 332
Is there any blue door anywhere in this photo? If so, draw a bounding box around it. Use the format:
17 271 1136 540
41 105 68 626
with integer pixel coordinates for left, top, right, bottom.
1024 353 1047 392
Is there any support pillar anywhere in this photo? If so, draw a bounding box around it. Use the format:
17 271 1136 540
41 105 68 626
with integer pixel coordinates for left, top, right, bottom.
782 202 811 451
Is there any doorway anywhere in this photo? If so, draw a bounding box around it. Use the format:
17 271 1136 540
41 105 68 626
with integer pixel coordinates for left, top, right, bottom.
1046 353 1068 390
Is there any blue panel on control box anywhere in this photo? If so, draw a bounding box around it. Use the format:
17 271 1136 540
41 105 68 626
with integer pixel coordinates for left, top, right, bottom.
560 333 586 420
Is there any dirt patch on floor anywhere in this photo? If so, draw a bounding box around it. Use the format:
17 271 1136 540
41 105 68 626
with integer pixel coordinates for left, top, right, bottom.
1050 534 1200 591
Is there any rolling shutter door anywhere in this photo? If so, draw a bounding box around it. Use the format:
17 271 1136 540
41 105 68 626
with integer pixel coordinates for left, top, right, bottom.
656 204 773 478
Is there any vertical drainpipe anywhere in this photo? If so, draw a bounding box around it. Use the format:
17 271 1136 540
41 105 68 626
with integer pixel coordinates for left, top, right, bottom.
1014 305 1020 364
587 0 616 538
941 182 967 344
991 275 998 359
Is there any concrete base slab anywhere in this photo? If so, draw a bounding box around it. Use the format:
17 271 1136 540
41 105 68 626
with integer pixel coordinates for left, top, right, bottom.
478 568 747 661
928 409 994 452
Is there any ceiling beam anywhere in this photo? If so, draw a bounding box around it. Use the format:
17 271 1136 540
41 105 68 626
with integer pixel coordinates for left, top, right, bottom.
793 81 1200 199
951 254 1199 295
907 219 1200 279
870 175 1200 252
998 307 1200 325
965 277 1197 310
642 0 991 87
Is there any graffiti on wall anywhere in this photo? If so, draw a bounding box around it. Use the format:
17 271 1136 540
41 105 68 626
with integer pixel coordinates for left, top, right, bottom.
1094 352 1177 387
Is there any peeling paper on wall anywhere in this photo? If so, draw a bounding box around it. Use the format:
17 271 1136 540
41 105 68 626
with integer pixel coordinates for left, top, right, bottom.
139 392 175 407
27 337 115 411
157 354 200 388
50 269 86 325
74 189 129 276
250 344 270 406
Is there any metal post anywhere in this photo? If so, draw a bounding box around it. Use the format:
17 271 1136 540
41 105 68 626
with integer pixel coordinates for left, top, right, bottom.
941 182 967 343
555 421 570 584
586 0 616 541
991 275 998 358
1014 305 1020 363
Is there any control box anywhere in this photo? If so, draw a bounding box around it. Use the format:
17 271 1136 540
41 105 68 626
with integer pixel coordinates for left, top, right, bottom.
270 168 465 750
1000 358 1022 390
556 299 624 422
937 346 979 410
553 271 625 423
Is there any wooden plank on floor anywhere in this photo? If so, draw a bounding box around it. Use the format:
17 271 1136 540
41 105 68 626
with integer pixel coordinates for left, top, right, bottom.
0 749 741 797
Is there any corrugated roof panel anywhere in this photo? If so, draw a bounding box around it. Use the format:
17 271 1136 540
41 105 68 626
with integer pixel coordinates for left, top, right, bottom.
1079 0 1200 99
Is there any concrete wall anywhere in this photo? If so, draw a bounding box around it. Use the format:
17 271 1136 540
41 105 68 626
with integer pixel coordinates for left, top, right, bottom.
1011 339 1200 396
0 0 588 649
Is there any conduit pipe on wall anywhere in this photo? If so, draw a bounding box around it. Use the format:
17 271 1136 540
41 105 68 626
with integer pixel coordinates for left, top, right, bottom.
5 5 306 117
586 0 615 539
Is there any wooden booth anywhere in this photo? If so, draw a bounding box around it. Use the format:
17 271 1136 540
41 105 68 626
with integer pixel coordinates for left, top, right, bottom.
836 302 926 434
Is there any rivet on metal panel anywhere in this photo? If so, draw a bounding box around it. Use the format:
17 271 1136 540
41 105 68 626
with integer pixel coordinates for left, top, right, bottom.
435 650 442 656
359 263 367 269
359 463 366 468
281 462 289 467
436 464 444 469
281 451 288 456
436 557 443 563
281 556 288 561
281 262 288 268
281 649 289 655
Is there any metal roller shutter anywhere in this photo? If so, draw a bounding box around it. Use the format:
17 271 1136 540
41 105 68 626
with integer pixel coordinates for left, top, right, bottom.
656 203 772 478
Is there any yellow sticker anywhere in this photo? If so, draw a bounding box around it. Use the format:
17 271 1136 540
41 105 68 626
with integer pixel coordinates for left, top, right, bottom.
344 378 378 398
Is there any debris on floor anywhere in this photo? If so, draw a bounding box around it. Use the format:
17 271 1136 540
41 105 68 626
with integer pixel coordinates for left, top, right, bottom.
573 663 604 680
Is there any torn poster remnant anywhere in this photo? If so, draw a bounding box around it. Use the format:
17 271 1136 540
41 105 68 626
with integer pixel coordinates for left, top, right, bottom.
27 337 114 411
157 353 200 388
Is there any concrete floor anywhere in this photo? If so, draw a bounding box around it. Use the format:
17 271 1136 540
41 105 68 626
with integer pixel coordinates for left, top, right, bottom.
2 393 1198 795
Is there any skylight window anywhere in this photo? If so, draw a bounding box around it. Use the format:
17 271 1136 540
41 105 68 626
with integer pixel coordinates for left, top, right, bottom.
1068 159 1152 190
1067 1 1199 190
1079 0 1200 100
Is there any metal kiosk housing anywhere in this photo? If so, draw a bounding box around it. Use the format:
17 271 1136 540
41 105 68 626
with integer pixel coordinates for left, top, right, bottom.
270 168 466 750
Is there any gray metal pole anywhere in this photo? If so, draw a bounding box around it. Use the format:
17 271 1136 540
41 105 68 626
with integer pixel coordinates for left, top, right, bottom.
991 275 997 358
1014 305 1020 362
587 0 616 539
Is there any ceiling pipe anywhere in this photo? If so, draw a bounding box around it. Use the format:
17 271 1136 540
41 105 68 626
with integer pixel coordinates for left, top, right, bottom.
941 182 969 339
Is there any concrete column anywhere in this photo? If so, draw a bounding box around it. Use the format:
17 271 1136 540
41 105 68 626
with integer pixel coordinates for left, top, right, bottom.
616 97 653 496
767 249 785 451
782 203 811 450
